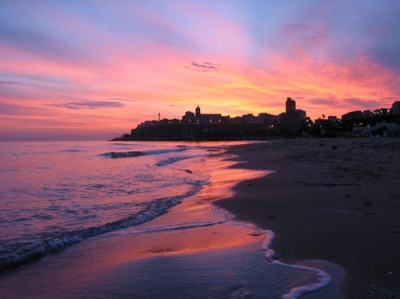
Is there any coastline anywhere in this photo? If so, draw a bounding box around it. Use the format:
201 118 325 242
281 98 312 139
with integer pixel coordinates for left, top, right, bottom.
214 138 400 298
1 139 399 298
0 141 335 299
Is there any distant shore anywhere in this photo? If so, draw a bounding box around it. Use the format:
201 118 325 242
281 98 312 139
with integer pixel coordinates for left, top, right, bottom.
110 136 275 142
214 138 400 298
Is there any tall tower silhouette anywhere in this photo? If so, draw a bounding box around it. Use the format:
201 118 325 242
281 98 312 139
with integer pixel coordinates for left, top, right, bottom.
286 97 296 113
195 106 201 117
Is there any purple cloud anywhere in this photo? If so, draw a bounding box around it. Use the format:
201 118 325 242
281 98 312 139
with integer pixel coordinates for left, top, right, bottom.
343 98 383 109
308 98 338 106
191 62 218 71
51 101 124 110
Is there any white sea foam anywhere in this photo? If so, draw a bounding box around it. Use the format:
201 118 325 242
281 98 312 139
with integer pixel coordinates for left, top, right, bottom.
133 220 228 235
261 230 331 299
0 140 334 299
156 155 196 166
109 147 188 158
0 141 215 273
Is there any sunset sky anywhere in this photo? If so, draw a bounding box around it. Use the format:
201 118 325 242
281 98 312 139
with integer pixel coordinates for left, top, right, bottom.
1 0 400 141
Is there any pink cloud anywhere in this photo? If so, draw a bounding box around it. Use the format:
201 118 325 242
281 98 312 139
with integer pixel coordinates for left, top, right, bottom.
2 1 399 140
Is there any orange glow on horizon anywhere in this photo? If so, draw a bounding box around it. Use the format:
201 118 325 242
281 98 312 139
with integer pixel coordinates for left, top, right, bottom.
1 1 399 140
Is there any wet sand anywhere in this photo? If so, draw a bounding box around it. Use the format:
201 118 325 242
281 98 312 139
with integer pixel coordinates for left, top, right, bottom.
215 137 400 298
1 152 338 299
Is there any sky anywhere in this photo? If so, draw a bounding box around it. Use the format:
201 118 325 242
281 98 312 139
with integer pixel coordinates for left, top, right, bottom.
1 0 400 141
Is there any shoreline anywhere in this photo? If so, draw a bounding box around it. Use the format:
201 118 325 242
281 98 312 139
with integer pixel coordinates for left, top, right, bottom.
0 144 333 299
110 136 276 142
1 139 399 298
214 138 400 298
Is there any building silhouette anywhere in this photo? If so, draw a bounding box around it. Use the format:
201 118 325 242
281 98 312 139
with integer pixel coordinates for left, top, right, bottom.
286 97 296 113
392 101 400 115
280 97 302 134
114 96 400 141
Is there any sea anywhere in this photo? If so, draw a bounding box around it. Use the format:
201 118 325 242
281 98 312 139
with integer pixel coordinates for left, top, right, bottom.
0 141 337 299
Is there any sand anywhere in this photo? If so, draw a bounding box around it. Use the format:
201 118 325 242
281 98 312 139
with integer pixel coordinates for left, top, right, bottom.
214 137 400 298
1 138 399 298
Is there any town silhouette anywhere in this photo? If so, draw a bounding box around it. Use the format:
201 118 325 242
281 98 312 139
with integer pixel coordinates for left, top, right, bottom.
114 98 400 140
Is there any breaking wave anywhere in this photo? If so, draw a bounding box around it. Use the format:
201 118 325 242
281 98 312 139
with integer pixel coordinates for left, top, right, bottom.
0 189 199 274
156 156 196 167
261 230 331 299
106 147 188 158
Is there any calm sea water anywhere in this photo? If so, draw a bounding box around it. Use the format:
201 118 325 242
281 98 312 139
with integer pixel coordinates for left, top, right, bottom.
0 141 229 269
0 141 334 298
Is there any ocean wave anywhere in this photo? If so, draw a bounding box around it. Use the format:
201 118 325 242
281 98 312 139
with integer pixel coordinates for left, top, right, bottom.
106 147 188 159
0 190 199 275
110 142 137 146
59 149 87 153
0 169 18 173
261 230 331 299
156 156 194 166
134 220 227 235
110 151 143 158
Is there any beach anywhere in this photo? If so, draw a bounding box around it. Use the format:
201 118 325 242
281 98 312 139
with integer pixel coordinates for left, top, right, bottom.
215 137 400 298
1 141 339 299
1 139 399 298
